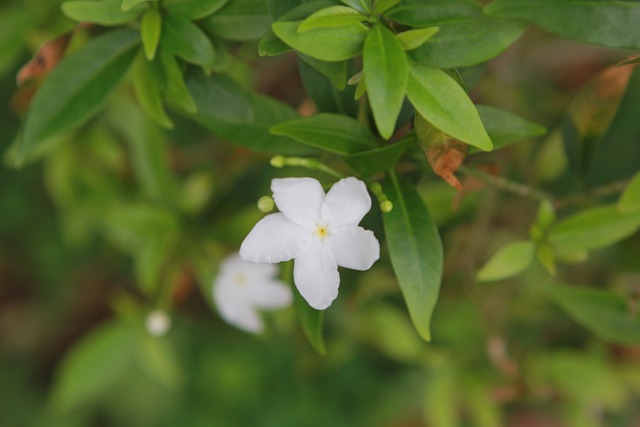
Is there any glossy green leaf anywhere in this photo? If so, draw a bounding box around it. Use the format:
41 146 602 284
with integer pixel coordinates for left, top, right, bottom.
384 0 481 27
186 71 312 154
18 29 140 165
298 57 358 116
411 15 526 68
200 0 272 40
363 24 408 139
164 0 229 19
186 70 253 124
469 105 546 153
300 54 347 90
271 113 378 155
259 1 334 56
272 20 368 61
121 0 151 11
50 321 137 414
162 12 215 66
476 240 534 282
382 173 443 341
62 0 147 25
347 135 415 175
140 6 161 60
546 283 640 345
486 0 640 49
132 53 173 129
396 27 440 51
406 61 492 151
549 205 640 252
298 5 366 32
373 0 401 15
339 0 370 14
259 29 292 56
294 284 326 354
160 50 197 113
618 171 640 213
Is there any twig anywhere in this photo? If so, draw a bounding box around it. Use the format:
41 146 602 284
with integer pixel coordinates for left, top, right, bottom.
458 165 552 202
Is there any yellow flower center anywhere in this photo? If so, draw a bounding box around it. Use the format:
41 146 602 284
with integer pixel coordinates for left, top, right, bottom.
314 224 330 239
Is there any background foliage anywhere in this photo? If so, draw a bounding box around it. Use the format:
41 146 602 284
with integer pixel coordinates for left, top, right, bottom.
1 0 640 426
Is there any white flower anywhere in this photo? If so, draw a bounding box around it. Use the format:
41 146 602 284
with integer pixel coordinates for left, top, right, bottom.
213 253 292 333
240 177 380 310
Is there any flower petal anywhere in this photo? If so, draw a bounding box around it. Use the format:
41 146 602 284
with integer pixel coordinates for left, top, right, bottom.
321 177 371 227
240 213 311 263
213 278 264 333
272 177 325 227
293 240 340 310
249 279 293 310
327 226 380 270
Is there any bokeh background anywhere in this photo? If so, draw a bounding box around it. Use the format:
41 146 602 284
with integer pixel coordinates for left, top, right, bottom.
1 1 640 426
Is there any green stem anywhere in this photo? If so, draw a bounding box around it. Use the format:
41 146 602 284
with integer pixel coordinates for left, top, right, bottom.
458 165 552 202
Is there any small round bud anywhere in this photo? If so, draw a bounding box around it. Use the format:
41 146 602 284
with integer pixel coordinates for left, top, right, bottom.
380 200 393 213
270 155 285 168
145 310 171 337
257 196 275 212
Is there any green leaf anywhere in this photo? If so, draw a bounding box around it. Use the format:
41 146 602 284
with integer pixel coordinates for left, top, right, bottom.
406 61 492 151
272 20 368 61
271 113 378 155
164 0 229 19
135 335 183 388
299 54 347 90
382 173 443 341
298 57 358 116
162 12 216 66
411 15 526 68
50 321 137 414
186 69 253 124
562 64 634 178
373 0 401 15
476 240 534 282
159 50 197 113
259 29 292 56
200 0 272 40
294 284 326 354
62 0 147 25
18 29 139 165
384 0 481 27
396 27 440 51
132 53 173 129
186 71 312 154
363 24 408 139
549 204 640 252
485 0 640 49
360 303 424 362
469 105 546 153
618 171 640 213
298 5 366 32
339 0 370 14
121 0 152 11
106 96 178 203
347 135 415 175
140 6 162 60
546 283 640 345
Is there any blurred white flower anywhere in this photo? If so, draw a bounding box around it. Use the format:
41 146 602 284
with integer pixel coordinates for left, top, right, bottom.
213 254 292 333
240 177 380 310
145 310 171 337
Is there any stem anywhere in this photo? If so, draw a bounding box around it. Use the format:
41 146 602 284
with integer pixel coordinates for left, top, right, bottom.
458 165 552 202
554 179 629 209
